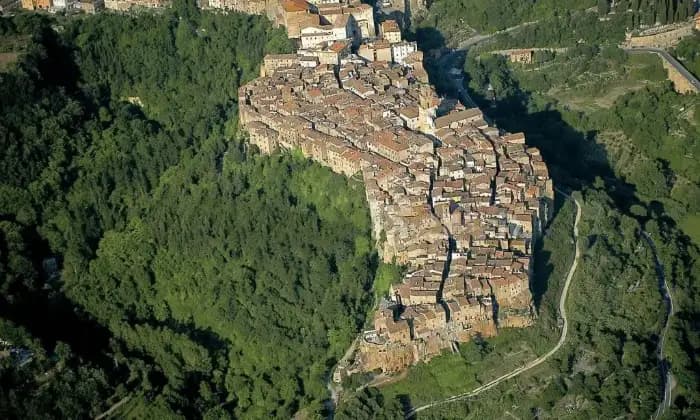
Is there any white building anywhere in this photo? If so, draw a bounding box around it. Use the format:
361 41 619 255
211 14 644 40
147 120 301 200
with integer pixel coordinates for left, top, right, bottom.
299 55 320 68
300 26 338 49
52 0 75 9
300 16 352 50
391 41 417 65
399 106 420 131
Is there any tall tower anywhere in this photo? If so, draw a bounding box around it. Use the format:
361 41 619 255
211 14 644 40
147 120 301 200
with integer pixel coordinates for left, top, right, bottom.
418 84 436 134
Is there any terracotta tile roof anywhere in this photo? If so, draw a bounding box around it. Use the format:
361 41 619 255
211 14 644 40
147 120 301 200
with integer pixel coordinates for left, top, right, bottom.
329 40 349 52
281 0 310 12
434 108 483 129
380 20 400 32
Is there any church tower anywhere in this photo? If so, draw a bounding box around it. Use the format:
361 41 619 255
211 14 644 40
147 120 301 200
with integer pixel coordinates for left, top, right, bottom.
418 83 436 134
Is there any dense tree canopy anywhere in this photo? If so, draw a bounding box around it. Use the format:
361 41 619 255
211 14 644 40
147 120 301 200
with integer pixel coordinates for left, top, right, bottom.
336 387 404 420
418 0 596 34
674 33 700 79
418 0 694 35
0 7 375 418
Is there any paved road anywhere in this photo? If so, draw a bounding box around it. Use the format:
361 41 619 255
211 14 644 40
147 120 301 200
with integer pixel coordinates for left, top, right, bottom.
94 396 131 420
456 20 540 50
642 231 676 420
625 47 700 92
406 191 582 418
431 19 552 112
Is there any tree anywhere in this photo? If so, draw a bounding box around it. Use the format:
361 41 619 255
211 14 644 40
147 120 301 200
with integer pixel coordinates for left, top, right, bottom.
336 388 404 420
1 10 361 418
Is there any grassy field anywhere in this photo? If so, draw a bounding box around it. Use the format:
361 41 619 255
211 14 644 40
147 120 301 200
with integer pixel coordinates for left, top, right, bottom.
377 198 577 408
380 331 543 407
520 53 666 112
681 213 700 246
0 52 19 72
0 34 29 72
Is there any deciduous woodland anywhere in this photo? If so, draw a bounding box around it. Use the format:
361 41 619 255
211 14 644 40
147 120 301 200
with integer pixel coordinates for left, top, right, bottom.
1 7 380 418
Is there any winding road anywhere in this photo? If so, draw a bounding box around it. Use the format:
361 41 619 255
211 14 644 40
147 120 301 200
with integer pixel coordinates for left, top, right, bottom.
406 191 582 418
456 20 541 50
643 231 676 420
325 335 361 416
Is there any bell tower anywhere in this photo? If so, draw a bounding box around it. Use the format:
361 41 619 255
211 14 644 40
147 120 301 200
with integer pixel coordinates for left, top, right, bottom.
418 83 436 134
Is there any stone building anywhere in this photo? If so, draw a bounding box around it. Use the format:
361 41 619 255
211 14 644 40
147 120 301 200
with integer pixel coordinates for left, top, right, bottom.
21 0 50 10
379 19 401 44
77 0 102 12
507 49 534 64
199 0 265 13
316 1 375 39
391 41 417 65
274 0 319 38
104 0 168 10
260 54 299 77
358 39 392 62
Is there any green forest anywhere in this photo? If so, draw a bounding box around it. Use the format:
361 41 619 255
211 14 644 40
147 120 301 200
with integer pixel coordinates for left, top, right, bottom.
412 0 696 48
416 0 595 35
0 6 379 418
675 32 700 78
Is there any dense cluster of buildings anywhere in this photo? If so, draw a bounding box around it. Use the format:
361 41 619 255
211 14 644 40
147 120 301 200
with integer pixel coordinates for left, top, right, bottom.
259 0 420 70
239 12 553 375
14 0 377 24
18 0 104 13
17 0 169 13
14 0 420 65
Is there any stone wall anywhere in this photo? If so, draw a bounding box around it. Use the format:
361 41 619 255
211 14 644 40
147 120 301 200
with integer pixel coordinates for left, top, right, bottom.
662 58 700 94
624 22 694 49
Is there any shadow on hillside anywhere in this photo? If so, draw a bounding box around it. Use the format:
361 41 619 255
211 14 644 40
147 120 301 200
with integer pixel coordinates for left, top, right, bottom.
529 191 575 313
409 26 690 312
0 27 114 365
397 393 414 417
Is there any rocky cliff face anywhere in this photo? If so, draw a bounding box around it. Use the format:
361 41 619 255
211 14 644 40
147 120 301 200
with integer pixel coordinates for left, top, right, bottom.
355 340 418 374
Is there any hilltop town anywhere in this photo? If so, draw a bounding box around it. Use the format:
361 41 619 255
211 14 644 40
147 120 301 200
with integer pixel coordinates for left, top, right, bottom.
238 0 553 377
5 0 700 417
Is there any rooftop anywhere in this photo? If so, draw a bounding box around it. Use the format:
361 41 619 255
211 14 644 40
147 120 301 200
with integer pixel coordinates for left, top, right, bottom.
281 0 310 13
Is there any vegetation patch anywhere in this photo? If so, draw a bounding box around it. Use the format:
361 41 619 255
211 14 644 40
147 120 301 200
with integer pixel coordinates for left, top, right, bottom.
0 8 376 418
